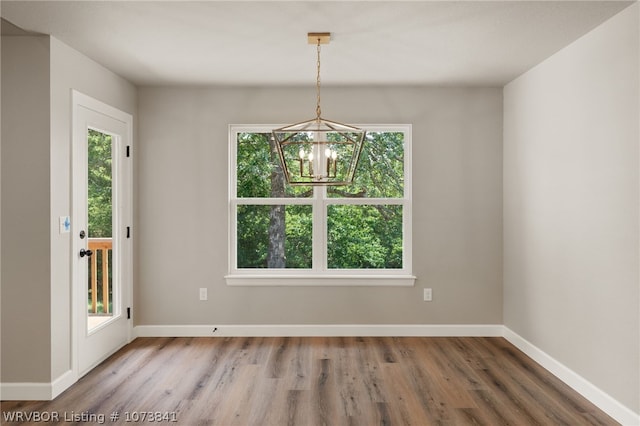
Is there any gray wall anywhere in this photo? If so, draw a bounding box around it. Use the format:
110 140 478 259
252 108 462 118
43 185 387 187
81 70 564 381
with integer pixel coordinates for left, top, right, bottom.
503 4 639 413
137 86 503 326
1 35 51 382
0 35 136 384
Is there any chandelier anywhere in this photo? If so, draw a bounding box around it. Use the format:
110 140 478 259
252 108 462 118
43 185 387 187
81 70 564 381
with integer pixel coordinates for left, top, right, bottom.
272 32 366 186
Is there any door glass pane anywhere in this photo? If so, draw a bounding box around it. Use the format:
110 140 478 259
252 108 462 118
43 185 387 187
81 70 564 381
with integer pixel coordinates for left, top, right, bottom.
87 129 114 331
237 204 312 268
327 205 403 269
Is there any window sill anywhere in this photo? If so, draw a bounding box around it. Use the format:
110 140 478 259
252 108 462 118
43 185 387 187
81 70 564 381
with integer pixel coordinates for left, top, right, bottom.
225 274 416 287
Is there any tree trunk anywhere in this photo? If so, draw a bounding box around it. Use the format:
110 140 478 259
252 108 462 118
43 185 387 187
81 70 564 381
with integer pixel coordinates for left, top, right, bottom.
267 135 286 268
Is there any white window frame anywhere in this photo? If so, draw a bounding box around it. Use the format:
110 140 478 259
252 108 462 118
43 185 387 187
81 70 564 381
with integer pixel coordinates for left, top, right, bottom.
226 124 415 286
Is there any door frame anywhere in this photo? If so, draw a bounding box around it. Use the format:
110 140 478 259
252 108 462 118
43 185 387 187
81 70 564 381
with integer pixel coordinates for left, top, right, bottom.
71 90 133 378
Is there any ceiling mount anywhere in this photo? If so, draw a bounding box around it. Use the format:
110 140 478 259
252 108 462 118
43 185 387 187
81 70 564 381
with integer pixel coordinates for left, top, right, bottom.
308 32 331 45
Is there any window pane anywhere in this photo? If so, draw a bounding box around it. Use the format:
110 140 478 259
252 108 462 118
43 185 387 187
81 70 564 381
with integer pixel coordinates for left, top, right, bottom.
328 132 404 199
237 205 312 268
327 205 403 269
237 133 311 198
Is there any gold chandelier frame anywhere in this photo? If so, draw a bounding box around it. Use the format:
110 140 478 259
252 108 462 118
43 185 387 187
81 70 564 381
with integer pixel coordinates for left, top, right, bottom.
272 32 366 186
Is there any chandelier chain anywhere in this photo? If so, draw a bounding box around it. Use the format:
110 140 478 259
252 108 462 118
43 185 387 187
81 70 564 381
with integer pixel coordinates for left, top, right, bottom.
316 38 322 120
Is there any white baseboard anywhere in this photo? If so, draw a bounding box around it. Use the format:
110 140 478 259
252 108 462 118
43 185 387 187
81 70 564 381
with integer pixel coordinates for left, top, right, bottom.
134 323 504 338
51 370 77 399
503 327 640 426
0 370 76 401
0 382 52 401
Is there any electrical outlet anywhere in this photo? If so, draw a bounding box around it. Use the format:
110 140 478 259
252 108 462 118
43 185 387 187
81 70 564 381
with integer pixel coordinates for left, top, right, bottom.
199 288 208 301
423 288 432 302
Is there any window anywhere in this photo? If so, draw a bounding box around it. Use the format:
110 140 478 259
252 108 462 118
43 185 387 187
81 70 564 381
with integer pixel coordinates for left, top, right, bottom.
227 124 414 286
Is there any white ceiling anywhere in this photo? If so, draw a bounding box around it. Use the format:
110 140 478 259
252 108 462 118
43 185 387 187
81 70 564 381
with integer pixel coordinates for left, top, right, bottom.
1 1 634 86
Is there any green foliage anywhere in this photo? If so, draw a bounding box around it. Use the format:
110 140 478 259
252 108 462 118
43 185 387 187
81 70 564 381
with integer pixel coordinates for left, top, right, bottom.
237 205 312 268
327 205 403 269
237 133 311 198
328 132 404 199
87 299 113 315
88 129 113 238
235 131 405 270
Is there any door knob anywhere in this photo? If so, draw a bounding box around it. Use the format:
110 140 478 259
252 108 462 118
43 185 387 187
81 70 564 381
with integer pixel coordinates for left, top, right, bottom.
80 248 93 258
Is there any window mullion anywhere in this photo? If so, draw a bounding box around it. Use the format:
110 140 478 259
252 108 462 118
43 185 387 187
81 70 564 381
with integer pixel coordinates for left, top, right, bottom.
312 186 326 272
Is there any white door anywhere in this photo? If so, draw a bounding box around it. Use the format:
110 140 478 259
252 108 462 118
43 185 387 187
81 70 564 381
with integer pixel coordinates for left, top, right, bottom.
72 91 133 377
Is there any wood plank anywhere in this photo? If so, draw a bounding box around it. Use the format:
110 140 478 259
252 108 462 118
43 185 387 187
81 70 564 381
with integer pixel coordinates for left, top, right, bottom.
101 248 109 314
0 337 620 426
91 250 97 313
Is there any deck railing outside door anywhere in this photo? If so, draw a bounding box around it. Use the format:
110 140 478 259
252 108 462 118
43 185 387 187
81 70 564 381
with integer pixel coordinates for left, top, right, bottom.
88 238 112 314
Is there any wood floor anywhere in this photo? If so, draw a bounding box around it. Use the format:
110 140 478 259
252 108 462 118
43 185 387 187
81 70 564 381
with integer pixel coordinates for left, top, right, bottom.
2 336 618 425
